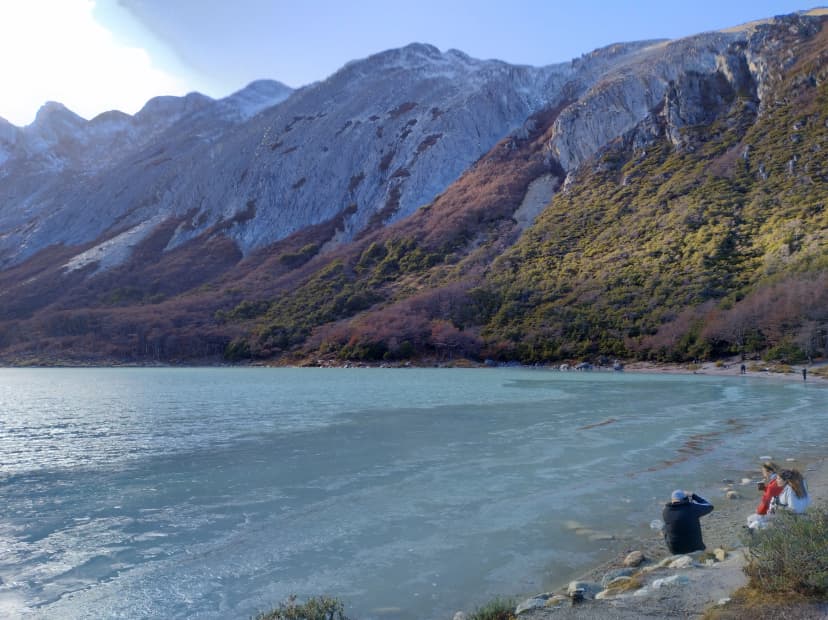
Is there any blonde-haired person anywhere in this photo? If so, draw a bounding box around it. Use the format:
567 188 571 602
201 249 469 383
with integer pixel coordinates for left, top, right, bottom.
775 469 811 514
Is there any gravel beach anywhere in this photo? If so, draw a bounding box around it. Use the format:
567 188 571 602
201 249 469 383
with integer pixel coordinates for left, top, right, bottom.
514 454 828 619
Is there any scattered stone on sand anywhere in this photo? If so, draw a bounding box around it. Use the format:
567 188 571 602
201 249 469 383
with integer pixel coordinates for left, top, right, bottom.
623 550 645 567
668 555 695 569
605 576 634 589
714 548 728 562
726 490 741 499
740 478 752 485
656 555 681 568
595 581 640 601
651 574 690 589
567 580 602 599
721 478 735 484
602 567 635 586
453 612 467 620
515 593 567 615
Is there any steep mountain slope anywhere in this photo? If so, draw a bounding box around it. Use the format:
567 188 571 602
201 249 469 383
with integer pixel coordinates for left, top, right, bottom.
0 11 825 364
242 12 828 365
478 15 828 363
0 41 656 356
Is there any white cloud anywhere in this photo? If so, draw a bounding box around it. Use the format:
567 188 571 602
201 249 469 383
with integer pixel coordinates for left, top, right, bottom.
0 0 191 126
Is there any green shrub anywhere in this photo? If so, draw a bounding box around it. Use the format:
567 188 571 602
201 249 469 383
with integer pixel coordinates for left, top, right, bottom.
742 506 828 597
253 595 350 620
224 338 252 361
765 341 807 364
468 597 517 620
279 243 320 269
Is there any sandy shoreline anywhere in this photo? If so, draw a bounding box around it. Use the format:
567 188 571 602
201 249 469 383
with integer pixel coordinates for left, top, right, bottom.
622 356 828 383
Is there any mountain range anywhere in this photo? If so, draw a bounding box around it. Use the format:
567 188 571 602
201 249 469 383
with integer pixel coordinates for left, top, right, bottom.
0 9 826 365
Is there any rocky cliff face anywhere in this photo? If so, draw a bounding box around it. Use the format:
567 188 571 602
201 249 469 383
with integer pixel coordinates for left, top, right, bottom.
0 41 661 269
0 81 291 267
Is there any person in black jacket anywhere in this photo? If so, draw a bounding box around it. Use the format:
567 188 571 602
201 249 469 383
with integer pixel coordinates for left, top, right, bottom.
662 490 714 554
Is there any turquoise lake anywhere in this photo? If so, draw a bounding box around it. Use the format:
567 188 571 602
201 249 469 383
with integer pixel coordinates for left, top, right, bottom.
0 368 824 619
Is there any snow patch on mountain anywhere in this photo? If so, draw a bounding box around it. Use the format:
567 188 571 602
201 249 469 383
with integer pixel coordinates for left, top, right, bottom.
63 214 168 274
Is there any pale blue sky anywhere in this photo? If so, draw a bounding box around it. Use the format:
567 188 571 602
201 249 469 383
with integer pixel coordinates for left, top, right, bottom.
0 1 818 126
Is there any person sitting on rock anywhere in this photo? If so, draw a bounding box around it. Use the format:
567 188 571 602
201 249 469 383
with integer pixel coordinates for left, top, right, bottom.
662 490 714 554
775 469 811 514
747 461 783 529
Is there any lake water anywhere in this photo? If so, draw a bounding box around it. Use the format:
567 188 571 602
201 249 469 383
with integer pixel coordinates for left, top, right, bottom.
0 368 825 619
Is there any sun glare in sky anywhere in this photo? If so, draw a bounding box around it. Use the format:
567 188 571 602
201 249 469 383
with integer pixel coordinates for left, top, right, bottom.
1 0 188 126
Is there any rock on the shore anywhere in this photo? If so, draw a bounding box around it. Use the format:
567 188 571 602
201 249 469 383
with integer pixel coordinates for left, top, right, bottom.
668 555 695 569
601 567 635 586
651 574 690 589
605 576 634 588
726 490 741 499
514 593 566 615
595 587 624 600
655 555 681 568
623 550 645 567
714 548 728 562
567 580 602 599
453 613 467 620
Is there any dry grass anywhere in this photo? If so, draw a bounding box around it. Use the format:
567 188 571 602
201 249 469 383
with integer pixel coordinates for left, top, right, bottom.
703 586 828 619
610 575 644 593
810 366 828 379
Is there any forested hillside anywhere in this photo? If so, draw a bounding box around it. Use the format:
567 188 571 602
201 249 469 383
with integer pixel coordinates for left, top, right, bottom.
237 16 828 366
481 24 828 363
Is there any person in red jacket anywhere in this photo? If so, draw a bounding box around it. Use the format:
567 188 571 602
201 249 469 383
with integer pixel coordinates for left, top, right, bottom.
755 461 783 515
747 461 782 529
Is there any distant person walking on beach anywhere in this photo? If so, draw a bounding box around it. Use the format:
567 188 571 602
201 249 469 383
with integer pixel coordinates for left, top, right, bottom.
740 364 746 374
802 367 807 381
662 490 714 554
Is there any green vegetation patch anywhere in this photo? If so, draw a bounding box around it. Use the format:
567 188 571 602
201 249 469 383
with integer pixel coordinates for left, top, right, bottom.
742 506 828 597
253 595 350 620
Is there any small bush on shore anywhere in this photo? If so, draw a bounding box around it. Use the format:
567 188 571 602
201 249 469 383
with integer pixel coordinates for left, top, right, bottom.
253 595 350 620
742 506 828 596
468 596 517 620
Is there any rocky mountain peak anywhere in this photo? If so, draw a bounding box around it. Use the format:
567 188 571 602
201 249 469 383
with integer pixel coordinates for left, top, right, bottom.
217 79 294 120
134 92 213 126
28 101 86 140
